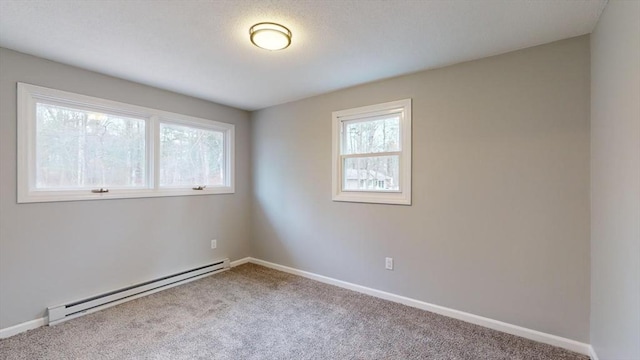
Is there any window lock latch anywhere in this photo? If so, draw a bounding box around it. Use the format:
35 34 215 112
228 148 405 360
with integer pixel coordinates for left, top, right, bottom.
91 188 109 193
192 185 206 190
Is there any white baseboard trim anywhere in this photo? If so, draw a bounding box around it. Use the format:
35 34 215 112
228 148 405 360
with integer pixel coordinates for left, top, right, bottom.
0 317 46 339
230 257 251 267
246 257 591 356
1 256 593 357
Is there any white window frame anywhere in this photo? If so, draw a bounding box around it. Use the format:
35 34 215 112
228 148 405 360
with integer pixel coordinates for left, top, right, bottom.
332 98 412 205
17 83 235 203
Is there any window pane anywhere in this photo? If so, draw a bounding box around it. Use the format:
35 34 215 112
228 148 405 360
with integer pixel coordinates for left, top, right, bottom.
343 115 400 155
343 155 400 191
35 103 146 189
160 123 224 187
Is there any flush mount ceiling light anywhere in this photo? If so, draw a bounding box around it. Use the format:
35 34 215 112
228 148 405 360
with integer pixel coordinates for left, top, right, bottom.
250 22 292 51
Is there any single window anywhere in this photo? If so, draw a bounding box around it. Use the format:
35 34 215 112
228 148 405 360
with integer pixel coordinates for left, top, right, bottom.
159 122 225 188
18 83 234 203
35 102 147 190
332 99 411 205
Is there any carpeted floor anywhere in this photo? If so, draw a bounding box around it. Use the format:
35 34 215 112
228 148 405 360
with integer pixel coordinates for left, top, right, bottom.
0 263 589 360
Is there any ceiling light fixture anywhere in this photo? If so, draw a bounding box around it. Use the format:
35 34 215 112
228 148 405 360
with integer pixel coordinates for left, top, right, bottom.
250 22 292 51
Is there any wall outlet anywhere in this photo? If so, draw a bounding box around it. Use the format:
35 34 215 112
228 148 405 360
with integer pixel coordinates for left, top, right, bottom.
211 239 217 249
385 257 393 270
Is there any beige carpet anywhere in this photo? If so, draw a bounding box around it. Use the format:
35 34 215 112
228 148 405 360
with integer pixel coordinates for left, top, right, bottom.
0 263 588 360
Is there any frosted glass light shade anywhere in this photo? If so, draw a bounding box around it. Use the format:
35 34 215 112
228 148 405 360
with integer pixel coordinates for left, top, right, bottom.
250 23 292 51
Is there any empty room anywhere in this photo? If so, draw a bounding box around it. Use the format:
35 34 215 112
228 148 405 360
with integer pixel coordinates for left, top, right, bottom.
0 0 638 359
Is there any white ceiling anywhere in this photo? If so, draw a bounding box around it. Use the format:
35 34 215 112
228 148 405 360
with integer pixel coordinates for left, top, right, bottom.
0 0 607 111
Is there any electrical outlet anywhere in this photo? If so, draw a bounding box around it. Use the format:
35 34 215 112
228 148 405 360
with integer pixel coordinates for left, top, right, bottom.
211 239 217 249
385 257 393 270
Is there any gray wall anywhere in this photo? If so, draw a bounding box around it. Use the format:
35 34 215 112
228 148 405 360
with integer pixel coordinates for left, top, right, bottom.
590 1 640 358
0 48 252 329
251 36 591 342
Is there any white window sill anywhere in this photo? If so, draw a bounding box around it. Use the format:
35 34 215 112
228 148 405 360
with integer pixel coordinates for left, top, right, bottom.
332 191 411 205
17 187 235 204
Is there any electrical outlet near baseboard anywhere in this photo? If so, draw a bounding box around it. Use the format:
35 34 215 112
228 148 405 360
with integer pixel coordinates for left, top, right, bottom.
211 239 217 249
385 257 393 270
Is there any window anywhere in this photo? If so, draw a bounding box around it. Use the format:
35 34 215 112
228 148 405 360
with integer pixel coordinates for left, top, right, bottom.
18 83 234 203
332 99 411 205
159 122 225 188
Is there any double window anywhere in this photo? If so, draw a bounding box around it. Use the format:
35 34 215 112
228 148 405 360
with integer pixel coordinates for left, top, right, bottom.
332 99 412 205
17 83 234 203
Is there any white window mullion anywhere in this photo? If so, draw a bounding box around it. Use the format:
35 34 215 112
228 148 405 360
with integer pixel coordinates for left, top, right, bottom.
150 115 159 191
340 151 402 159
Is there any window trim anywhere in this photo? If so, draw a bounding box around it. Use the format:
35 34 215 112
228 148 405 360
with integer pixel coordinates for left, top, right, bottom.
17 83 235 203
331 98 412 205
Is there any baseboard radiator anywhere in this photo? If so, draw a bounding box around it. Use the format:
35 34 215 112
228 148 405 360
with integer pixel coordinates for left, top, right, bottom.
47 258 230 326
